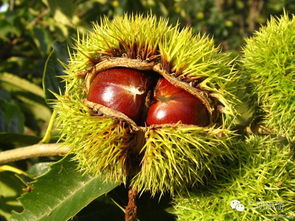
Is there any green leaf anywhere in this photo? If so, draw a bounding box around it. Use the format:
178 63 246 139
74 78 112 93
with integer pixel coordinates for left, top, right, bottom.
42 42 67 102
0 73 44 97
0 172 25 220
16 95 52 134
0 74 51 135
11 156 119 221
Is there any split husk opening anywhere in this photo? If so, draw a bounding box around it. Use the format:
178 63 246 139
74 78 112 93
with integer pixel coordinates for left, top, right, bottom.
82 56 220 129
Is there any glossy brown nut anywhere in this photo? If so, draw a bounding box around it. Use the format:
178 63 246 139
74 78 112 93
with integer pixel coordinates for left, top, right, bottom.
87 68 150 123
146 78 210 126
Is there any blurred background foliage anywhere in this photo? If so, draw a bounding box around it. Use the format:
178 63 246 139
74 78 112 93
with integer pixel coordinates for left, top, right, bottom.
0 0 294 220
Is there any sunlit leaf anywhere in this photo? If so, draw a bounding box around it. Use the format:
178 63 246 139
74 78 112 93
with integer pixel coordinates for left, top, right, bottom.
0 73 44 97
11 156 119 221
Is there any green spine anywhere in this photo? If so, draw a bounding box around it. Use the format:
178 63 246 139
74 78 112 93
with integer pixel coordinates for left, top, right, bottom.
172 135 295 220
242 14 295 140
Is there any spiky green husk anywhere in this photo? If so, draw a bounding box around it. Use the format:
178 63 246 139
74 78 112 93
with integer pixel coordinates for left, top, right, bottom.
172 135 295 220
132 126 235 196
54 79 130 183
242 14 295 140
55 14 242 194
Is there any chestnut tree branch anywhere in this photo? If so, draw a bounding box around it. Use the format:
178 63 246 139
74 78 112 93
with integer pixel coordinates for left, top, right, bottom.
0 143 69 164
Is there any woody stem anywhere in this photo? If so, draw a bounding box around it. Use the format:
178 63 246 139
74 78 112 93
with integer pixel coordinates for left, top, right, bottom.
0 143 69 164
125 186 138 221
